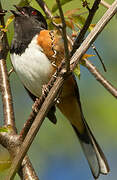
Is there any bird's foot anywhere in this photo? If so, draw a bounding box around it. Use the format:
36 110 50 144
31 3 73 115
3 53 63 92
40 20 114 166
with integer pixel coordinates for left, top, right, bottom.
32 98 39 113
54 97 60 104
42 84 50 97
51 61 57 68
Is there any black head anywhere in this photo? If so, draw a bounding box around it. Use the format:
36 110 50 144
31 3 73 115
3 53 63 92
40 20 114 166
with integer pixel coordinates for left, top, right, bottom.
10 6 47 55
11 6 47 29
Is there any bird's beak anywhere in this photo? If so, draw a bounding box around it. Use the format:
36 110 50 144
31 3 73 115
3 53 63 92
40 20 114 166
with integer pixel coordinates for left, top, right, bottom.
10 5 24 16
10 10 20 16
13 5 23 12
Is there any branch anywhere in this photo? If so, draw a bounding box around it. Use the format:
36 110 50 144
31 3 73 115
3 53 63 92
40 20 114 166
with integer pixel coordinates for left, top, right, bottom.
35 0 53 18
56 0 70 72
71 0 101 56
84 58 117 97
0 60 16 129
19 156 39 180
91 44 107 72
8 68 14 76
6 1 117 179
35 0 62 29
20 111 37 140
0 132 39 180
0 2 15 131
100 0 111 9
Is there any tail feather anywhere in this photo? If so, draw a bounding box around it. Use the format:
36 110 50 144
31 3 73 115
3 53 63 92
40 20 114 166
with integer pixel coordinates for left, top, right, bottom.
72 118 110 179
84 120 110 175
57 75 109 178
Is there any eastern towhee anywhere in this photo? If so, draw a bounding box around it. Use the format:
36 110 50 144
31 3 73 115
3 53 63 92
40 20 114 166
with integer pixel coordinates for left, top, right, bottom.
10 6 109 179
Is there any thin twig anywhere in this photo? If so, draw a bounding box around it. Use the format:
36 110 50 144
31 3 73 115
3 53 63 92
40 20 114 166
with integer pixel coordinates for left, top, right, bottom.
100 0 111 9
71 0 101 56
0 6 9 60
56 0 70 72
20 111 37 140
35 0 53 18
35 0 62 29
8 68 14 76
6 1 117 179
19 156 39 180
91 44 107 72
83 58 117 97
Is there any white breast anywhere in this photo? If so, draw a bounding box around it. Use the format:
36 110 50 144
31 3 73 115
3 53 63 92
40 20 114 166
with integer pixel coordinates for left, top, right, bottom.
10 35 53 97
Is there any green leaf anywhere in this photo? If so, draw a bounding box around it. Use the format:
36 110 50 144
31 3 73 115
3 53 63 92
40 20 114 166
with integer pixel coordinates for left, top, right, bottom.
0 159 11 171
71 14 86 27
74 64 80 79
18 0 30 7
74 54 94 78
0 125 14 133
0 149 11 172
0 127 9 133
89 23 95 31
3 15 14 32
71 14 95 31
1 15 14 32
52 0 74 13
64 8 81 16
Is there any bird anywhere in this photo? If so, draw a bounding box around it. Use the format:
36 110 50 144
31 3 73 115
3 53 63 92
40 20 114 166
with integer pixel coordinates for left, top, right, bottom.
10 6 109 179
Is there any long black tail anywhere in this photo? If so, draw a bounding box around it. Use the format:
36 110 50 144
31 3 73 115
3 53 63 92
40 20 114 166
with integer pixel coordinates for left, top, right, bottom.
72 117 110 179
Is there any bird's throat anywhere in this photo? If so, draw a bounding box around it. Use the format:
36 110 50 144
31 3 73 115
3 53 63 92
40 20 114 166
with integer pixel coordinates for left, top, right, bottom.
10 35 53 97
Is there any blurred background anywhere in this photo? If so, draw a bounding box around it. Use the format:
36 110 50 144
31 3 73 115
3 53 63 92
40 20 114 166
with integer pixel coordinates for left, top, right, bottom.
0 0 117 179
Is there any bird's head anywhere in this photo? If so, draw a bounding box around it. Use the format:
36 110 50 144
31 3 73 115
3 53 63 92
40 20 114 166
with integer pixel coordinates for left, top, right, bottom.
10 6 48 54
11 5 47 30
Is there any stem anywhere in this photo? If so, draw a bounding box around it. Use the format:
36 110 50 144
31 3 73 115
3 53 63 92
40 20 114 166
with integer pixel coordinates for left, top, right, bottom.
100 0 111 9
35 0 53 18
35 0 61 29
71 0 101 56
0 2 15 130
84 58 117 97
56 0 70 72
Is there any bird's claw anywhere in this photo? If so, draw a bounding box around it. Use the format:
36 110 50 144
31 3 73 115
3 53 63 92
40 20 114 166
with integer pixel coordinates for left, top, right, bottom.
32 98 39 113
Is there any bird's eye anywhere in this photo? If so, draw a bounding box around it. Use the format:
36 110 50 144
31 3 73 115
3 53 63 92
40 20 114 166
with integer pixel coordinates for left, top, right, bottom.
31 11 37 16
